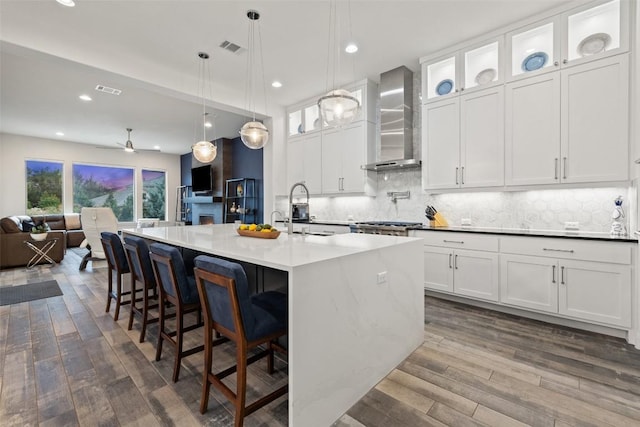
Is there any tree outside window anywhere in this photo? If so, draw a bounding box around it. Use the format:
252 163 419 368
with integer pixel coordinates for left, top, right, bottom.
142 169 166 220
26 160 63 215
72 164 134 221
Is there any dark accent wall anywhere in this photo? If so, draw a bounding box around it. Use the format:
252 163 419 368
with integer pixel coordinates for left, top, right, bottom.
231 136 264 223
181 137 264 224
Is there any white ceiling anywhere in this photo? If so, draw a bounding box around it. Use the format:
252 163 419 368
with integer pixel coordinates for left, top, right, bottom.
0 0 581 155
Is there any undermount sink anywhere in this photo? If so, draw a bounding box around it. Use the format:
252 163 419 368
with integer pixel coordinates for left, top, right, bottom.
290 230 334 237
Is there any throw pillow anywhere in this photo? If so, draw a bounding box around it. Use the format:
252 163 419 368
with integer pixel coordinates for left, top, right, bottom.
22 220 36 232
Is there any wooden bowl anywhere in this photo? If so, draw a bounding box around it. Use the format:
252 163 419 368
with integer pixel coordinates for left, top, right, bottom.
236 228 281 239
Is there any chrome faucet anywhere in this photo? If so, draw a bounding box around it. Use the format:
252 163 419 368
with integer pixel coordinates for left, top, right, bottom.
288 181 309 234
270 210 284 226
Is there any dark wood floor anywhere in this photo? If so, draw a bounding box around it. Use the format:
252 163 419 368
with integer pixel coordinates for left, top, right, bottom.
1 250 640 426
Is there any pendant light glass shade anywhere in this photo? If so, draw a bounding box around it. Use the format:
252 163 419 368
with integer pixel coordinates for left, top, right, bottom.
240 10 269 150
192 52 217 163
192 140 217 163
318 89 360 128
240 121 269 149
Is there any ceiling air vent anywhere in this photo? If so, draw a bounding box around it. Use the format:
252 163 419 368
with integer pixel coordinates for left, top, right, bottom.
95 84 122 95
219 40 243 53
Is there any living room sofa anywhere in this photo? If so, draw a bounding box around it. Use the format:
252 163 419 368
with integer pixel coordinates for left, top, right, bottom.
0 214 85 269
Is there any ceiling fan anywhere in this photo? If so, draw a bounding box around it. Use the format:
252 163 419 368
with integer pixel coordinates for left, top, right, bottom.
96 128 160 153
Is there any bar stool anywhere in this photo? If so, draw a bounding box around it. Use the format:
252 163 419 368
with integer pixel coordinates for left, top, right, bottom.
124 236 159 343
194 255 288 426
100 232 132 321
149 242 203 382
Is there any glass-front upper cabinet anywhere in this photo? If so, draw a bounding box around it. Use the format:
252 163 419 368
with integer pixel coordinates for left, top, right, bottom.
507 0 627 81
564 0 627 65
288 101 322 137
422 38 503 102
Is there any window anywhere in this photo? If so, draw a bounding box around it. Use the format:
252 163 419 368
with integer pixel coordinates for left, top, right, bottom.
73 163 134 221
142 169 166 220
26 160 63 215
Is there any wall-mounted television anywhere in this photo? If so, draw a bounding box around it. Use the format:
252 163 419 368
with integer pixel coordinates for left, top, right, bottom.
191 165 213 193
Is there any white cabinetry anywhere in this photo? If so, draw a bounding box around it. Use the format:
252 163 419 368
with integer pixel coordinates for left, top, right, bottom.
422 86 504 190
286 79 376 196
506 54 629 185
500 236 632 328
419 232 500 302
507 0 628 82
287 133 322 195
321 122 375 194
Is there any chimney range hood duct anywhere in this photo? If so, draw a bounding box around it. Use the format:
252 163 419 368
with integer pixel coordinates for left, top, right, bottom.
363 65 421 171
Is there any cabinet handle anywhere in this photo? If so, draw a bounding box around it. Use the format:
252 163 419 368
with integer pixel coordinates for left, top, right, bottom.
552 265 556 283
455 167 459 185
448 253 452 269
554 61 559 66
563 59 568 65
543 248 574 253
563 157 567 179
443 240 464 244
454 254 458 269
460 87 464 92
461 166 465 185
561 266 565 285
554 158 558 180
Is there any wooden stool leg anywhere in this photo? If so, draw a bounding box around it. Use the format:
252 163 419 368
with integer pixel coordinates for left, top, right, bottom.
114 273 123 321
105 269 113 313
199 329 213 414
139 287 149 343
267 341 275 374
128 275 137 331
235 345 248 427
172 309 183 382
155 297 165 362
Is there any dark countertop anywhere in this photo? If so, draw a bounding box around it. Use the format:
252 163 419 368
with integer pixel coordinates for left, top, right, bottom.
413 225 637 243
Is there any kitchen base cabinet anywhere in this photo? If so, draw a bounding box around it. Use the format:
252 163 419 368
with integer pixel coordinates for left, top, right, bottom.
454 249 499 302
500 254 558 313
500 237 632 328
559 260 631 328
423 247 454 293
420 232 499 302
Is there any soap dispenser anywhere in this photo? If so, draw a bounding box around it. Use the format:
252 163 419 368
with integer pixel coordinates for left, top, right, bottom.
610 196 627 236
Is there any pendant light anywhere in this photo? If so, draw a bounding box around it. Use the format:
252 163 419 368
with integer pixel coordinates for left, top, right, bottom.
239 10 269 149
318 0 360 128
192 52 217 163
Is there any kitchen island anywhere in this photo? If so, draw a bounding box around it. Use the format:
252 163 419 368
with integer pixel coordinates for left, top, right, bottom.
122 224 424 426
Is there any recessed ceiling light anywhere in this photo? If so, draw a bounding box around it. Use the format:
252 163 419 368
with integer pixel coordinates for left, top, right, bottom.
345 43 358 54
153 145 160 150
56 0 75 6
271 81 282 88
79 94 92 101
55 132 64 136
204 121 213 128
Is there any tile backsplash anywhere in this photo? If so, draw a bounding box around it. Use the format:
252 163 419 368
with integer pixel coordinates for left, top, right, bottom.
277 169 632 233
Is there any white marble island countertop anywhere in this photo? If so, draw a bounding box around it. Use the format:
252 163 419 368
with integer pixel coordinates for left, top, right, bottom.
122 223 424 427
123 223 420 271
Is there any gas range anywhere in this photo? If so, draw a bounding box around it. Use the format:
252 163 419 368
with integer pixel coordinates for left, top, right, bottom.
349 221 423 236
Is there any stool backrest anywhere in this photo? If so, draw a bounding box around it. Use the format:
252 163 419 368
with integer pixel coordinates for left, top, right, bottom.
149 243 198 304
194 255 256 341
123 236 156 288
100 231 130 273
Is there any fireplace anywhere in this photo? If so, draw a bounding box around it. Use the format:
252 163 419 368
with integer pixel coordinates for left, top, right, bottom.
199 215 214 225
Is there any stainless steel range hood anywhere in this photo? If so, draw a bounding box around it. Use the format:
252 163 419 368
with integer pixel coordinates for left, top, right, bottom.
363 66 421 171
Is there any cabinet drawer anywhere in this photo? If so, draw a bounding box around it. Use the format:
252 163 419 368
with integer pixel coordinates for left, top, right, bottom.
500 236 632 265
417 231 499 252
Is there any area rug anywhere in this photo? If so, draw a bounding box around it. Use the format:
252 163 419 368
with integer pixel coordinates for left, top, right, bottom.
0 280 63 306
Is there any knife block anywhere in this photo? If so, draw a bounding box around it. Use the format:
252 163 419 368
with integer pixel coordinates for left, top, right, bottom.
429 212 448 227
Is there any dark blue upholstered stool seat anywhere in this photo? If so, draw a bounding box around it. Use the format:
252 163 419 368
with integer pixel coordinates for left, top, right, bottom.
194 255 288 426
123 236 159 343
100 232 134 321
149 242 204 382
